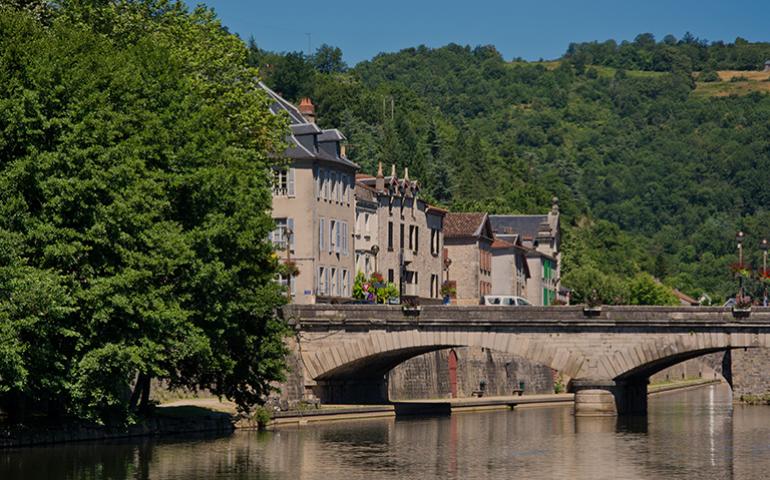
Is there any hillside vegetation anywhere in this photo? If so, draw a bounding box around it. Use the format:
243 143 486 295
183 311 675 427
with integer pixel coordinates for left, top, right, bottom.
252 34 770 303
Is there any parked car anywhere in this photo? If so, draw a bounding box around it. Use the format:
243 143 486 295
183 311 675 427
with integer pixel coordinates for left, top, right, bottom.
482 295 531 306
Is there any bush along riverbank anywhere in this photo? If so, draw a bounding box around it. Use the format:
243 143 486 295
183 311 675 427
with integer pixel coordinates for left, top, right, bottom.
0 406 234 449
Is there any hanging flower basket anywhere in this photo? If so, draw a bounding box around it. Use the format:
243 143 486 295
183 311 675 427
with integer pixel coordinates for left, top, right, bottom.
283 260 300 277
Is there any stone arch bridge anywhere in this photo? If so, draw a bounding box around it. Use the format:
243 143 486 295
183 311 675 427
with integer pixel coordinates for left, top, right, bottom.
282 305 770 415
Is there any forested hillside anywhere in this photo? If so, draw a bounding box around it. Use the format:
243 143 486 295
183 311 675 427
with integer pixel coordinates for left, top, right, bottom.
251 34 770 303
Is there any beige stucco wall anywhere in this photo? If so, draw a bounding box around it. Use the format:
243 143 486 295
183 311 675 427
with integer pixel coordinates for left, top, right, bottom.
272 159 356 304
491 249 515 296
354 199 378 277
375 195 444 299
525 256 544 306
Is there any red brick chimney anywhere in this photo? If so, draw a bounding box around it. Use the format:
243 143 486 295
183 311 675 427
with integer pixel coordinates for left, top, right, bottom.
298 98 315 123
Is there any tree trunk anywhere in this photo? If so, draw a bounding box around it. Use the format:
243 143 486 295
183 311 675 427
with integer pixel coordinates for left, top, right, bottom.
139 374 152 413
129 373 144 412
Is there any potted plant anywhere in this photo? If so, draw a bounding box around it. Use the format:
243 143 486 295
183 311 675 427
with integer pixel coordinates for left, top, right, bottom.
402 296 421 315
583 289 602 316
440 281 456 305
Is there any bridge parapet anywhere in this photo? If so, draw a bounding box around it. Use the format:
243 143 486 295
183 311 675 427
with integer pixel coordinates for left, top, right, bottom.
283 304 770 328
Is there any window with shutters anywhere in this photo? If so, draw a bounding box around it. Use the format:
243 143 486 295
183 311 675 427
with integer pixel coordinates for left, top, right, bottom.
318 266 326 295
272 168 294 196
342 269 349 297
329 220 336 253
270 218 292 251
315 167 320 199
388 221 394 250
331 268 337 296
335 221 342 254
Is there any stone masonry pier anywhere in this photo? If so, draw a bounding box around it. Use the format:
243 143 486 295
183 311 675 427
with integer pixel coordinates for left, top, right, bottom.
282 305 770 415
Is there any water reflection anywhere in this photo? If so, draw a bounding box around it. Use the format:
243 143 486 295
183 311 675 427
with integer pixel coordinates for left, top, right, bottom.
4 384 770 480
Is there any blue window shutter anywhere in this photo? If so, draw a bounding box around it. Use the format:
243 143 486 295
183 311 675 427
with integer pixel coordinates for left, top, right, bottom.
288 168 295 196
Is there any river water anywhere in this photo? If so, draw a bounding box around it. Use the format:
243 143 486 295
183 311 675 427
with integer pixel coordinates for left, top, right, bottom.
3 384 770 480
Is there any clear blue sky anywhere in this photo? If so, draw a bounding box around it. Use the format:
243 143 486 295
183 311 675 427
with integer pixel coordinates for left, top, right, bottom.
185 0 770 65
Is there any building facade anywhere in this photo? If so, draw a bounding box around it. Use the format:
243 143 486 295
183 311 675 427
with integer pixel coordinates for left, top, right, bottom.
357 164 446 300
353 181 379 277
443 212 495 305
489 198 561 305
263 84 357 304
490 236 530 297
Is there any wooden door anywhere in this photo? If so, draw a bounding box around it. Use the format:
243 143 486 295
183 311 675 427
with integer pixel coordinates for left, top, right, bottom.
448 349 458 398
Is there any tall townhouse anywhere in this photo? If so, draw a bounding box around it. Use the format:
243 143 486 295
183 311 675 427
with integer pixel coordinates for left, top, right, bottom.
262 83 358 304
489 198 562 305
357 164 446 300
353 180 379 277
490 235 531 298
443 212 495 305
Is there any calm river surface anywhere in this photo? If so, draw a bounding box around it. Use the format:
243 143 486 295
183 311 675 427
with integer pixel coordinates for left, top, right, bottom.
4 384 770 479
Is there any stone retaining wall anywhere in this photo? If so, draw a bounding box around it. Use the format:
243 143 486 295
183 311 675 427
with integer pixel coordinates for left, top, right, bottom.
388 347 555 399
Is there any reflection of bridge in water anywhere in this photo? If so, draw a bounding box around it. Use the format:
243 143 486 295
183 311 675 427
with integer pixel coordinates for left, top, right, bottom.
284 305 770 415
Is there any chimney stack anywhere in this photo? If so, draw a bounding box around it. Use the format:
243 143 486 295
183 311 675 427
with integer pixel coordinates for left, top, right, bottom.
298 98 316 123
376 162 385 192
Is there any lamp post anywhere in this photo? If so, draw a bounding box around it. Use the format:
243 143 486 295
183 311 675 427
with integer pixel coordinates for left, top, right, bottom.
736 231 745 300
285 226 294 299
444 256 452 283
371 244 380 275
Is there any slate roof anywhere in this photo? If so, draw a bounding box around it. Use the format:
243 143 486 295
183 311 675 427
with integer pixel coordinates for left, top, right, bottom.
258 81 358 170
444 213 492 240
489 215 550 240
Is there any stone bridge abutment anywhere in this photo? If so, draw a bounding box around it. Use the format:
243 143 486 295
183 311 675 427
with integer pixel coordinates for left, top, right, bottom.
282 305 770 415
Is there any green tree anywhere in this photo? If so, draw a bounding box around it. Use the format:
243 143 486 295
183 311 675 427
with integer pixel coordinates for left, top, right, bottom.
627 273 679 305
0 1 288 423
313 43 347 74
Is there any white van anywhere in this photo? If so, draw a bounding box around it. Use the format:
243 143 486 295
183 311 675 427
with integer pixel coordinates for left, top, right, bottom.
482 295 531 306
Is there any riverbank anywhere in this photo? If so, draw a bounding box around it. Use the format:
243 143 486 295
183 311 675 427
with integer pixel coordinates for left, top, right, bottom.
0 406 233 449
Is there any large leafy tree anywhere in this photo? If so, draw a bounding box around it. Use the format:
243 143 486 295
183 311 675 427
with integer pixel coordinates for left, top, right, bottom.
0 1 288 423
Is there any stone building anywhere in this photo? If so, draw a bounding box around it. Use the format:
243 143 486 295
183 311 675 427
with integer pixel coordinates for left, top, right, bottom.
443 212 495 305
490 236 530 298
357 164 446 299
353 180 378 277
489 198 561 305
262 83 358 304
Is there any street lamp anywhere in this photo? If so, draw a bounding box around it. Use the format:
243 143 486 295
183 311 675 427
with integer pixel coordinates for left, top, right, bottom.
370 244 380 274
761 238 769 306
736 231 745 267
443 256 452 283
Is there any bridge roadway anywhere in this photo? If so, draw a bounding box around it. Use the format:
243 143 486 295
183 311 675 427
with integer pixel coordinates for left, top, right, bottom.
283 305 770 415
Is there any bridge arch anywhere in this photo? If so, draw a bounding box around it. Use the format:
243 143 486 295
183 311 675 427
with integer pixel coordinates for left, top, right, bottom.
604 332 769 381
300 330 587 402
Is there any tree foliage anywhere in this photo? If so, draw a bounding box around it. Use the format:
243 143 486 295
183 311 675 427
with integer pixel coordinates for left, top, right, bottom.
0 1 288 424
